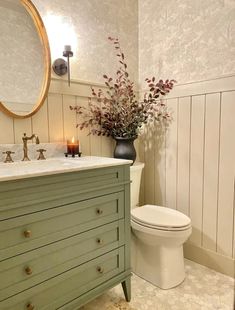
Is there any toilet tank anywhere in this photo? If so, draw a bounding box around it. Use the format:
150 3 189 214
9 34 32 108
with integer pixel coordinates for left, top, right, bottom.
130 162 145 209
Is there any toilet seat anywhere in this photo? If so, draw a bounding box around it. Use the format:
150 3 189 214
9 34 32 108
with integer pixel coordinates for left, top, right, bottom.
131 205 191 231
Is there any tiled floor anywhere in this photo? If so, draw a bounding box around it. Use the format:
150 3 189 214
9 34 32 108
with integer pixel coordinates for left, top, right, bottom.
80 259 234 310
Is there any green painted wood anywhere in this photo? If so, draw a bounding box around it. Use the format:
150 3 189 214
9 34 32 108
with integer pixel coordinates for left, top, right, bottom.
0 184 126 220
123 165 131 271
0 163 131 309
0 166 126 216
0 166 125 194
122 276 131 302
0 220 124 300
0 248 124 309
0 192 124 260
58 272 132 310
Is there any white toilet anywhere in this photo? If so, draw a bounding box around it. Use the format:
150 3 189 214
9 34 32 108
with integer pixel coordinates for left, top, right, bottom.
130 162 192 289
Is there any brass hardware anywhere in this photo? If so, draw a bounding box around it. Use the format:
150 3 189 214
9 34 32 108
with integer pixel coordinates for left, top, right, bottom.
96 208 103 215
2 151 14 163
25 266 33 275
96 238 103 245
23 230 32 238
26 302 35 310
22 133 40 161
96 266 104 274
37 148 46 160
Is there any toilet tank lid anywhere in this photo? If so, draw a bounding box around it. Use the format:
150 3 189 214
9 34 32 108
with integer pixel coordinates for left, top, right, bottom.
131 205 191 228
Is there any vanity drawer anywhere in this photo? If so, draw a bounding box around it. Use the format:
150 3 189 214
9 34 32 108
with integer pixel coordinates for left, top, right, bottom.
0 166 126 220
0 247 125 310
0 192 124 261
0 220 124 301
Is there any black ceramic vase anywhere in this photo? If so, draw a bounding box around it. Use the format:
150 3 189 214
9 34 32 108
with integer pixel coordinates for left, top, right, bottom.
113 136 136 164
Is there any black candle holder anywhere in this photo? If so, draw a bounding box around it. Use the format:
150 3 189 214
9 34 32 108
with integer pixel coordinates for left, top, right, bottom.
64 152 82 158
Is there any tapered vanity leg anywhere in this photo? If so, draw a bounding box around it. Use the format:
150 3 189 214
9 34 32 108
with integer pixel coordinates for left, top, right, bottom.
121 277 131 302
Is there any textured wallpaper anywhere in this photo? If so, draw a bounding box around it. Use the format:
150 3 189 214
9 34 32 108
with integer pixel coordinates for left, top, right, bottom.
33 0 138 86
0 1 44 108
139 0 235 87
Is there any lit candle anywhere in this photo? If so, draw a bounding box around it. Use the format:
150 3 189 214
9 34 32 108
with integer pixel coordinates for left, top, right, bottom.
67 137 79 155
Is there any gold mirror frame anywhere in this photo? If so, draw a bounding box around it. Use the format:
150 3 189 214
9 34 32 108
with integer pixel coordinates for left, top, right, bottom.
0 0 51 119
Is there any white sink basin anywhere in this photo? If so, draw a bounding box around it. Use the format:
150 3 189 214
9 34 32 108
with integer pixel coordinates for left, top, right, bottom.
0 156 132 182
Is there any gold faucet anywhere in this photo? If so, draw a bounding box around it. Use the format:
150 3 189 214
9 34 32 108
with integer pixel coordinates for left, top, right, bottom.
22 133 40 161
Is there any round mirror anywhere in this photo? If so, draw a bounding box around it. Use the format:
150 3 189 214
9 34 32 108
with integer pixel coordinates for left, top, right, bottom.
0 0 51 118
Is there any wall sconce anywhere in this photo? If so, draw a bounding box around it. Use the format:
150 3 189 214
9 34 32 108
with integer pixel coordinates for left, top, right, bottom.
52 45 73 86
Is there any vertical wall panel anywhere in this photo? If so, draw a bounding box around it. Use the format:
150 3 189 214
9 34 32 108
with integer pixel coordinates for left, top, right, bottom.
217 91 235 257
177 97 191 215
14 118 32 143
76 97 91 156
0 112 14 143
165 98 178 210
47 94 63 142
101 137 113 157
32 99 49 143
138 134 146 206
154 123 166 205
90 99 102 156
189 95 205 246
62 95 77 142
202 93 220 252
144 123 155 204
90 134 102 156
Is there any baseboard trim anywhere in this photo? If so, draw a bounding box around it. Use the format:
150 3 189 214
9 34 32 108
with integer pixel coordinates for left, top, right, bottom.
184 242 235 278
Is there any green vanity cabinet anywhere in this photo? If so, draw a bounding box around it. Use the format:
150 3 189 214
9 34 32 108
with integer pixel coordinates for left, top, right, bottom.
0 164 131 309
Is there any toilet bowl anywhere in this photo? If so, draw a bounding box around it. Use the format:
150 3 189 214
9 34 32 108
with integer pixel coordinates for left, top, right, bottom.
130 163 192 289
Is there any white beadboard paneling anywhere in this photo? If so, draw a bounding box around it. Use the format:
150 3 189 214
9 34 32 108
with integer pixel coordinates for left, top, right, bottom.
217 91 235 257
31 99 49 143
90 98 102 156
177 97 191 215
165 98 178 210
13 117 32 144
101 136 114 158
0 112 14 144
202 93 221 252
167 75 235 99
189 95 205 246
134 138 140 162
47 93 63 142
144 123 155 204
90 134 102 156
138 134 146 205
154 122 166 206
49 78 107 98
62 95 77 141
76 97 91 156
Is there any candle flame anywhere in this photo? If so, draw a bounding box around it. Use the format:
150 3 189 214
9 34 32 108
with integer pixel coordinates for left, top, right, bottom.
71 137 75 143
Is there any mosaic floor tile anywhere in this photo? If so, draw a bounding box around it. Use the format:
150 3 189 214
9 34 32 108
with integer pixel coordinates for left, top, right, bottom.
80 259 234 310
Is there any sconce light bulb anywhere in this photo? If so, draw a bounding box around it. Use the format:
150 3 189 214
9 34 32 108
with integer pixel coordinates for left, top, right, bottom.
64 45 71 52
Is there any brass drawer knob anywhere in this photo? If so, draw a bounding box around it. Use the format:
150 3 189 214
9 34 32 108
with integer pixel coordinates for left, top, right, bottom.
25 266 33 275
96 208 103 215
96 238 103 245
23 230 32 238
26 303 35 310
96 266 104 274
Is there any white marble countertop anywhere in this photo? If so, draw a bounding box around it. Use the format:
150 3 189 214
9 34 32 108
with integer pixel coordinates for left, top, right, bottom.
0 156 132 182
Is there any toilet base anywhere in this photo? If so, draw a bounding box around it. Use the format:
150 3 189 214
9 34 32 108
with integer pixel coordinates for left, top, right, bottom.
131 233 186 289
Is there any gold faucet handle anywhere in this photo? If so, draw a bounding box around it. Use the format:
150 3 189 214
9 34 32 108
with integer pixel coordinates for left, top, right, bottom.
37 149 46 160
2 151 15 163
